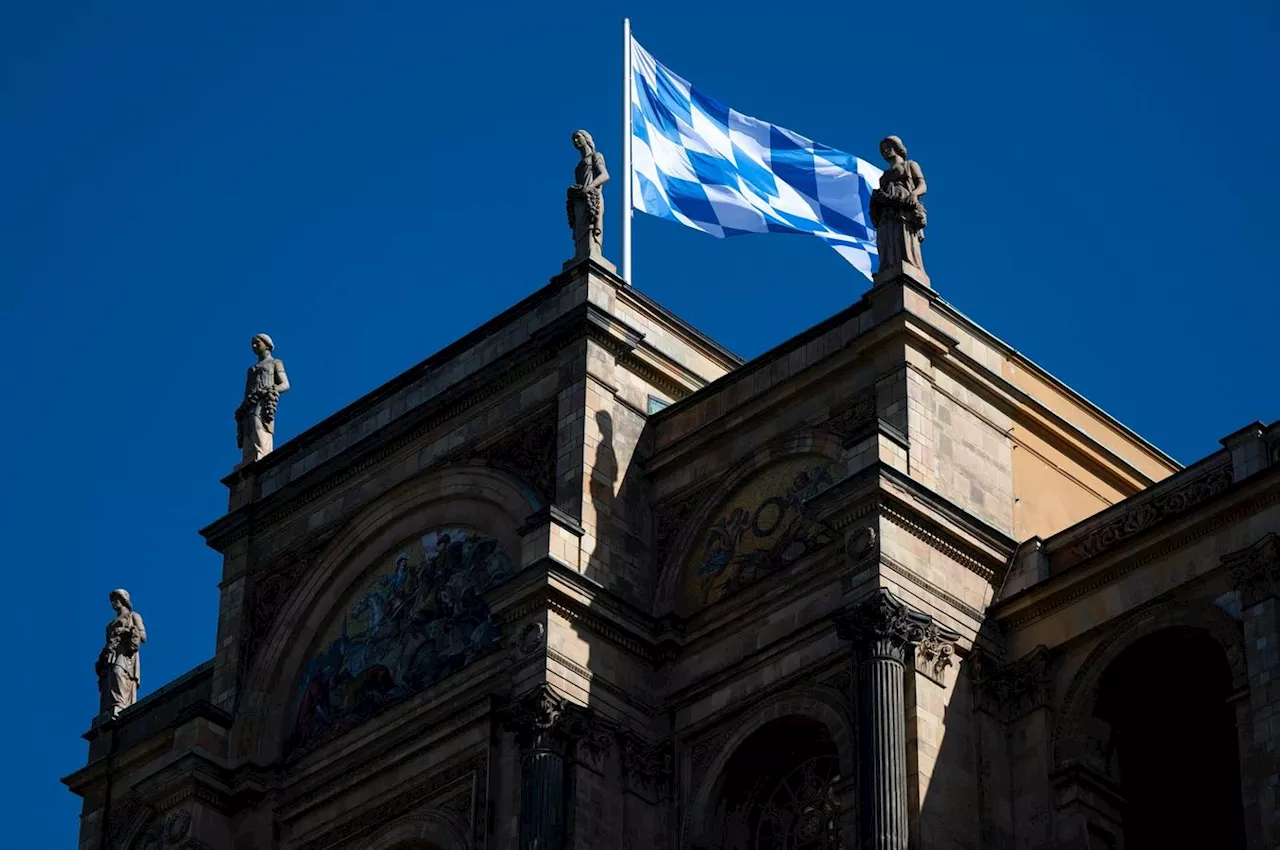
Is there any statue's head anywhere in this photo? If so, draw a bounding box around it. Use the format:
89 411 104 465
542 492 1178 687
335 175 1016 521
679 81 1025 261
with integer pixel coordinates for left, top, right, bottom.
572 129 595 154
879 135 907 161
251 333 275 356
109 589 132 612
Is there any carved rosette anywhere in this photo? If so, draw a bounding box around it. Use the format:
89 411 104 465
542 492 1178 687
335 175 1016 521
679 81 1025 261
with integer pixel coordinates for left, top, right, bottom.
1224 532 1280 608
970 646 1053 721
834 589 959 676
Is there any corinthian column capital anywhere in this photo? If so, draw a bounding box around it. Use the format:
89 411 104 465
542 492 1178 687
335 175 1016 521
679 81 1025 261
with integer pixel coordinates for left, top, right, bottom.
833 588 960 679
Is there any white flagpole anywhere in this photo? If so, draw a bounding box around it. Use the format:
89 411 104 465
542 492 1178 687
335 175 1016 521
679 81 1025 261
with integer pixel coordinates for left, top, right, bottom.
621 17 633 285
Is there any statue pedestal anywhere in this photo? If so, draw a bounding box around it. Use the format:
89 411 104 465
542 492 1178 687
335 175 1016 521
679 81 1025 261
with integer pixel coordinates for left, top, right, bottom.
873 262 931 290
563 248 616 275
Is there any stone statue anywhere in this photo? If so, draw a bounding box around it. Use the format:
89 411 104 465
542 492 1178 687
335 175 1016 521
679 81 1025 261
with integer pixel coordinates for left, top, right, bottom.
869 135 928 276
566 129 609 261
235 333 290 465
96 589 146 719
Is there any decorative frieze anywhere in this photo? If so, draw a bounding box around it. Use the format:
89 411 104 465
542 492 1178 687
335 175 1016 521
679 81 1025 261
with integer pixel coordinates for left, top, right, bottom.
970 646 1053 721
1068 461 1234 562
1224 532 1280 608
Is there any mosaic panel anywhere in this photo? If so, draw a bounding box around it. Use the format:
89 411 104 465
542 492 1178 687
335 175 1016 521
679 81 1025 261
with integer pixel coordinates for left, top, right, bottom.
290 527 512 754
681 456 838 613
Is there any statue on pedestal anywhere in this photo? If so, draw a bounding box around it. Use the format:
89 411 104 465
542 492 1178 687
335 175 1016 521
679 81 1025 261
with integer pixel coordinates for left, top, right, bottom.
96 589 146 719
869 135 928 276
235 333 290 465
566 129 609 261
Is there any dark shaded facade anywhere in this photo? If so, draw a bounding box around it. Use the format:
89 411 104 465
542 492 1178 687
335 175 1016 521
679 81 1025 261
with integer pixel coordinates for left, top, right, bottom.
64 256 1280 848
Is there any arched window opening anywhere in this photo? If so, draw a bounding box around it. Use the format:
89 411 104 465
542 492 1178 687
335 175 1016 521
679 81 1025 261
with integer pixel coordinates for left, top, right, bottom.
1094 626 1245 850
710 716 842 850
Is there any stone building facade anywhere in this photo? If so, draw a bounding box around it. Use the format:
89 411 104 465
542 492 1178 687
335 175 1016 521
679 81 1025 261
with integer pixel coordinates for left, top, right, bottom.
64 254 1280 849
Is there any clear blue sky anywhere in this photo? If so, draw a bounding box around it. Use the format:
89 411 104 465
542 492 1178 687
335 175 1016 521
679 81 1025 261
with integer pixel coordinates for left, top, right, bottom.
2 1 1275 844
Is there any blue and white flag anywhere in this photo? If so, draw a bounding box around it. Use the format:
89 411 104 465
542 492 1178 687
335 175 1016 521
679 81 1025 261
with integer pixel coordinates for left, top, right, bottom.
629 37 883 280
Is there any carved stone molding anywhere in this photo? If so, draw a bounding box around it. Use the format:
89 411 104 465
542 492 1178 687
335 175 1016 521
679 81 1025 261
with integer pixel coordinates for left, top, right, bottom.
1224 532 1280 608
1068 460 1234 562
619 734 674 802
833 588 960 675
970 646 1053 722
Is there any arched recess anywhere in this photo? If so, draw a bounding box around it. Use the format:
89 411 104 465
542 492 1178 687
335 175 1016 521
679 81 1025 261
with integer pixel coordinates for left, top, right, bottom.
231 464 536 763
364 807 470 850
654 431 846 618
688 687 855 846
1051 597 1247 771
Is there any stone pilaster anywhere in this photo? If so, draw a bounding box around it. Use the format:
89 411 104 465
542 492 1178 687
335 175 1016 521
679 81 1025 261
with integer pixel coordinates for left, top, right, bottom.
1225 533 1280 849
835 589 959 850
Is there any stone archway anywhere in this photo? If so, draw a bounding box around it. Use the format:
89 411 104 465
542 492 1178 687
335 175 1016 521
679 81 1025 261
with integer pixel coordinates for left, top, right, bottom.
702 717 844 849
1051 600 1250 849
1093 627 1245 849
689 690 856 849
364 808 470 850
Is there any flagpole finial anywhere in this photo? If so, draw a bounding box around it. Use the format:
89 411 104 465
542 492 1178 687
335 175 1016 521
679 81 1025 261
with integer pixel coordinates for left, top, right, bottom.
870 136 930 288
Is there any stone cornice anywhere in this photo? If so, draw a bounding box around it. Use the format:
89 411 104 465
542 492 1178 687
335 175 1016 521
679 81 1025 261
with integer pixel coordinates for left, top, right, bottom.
1046 455 1235 571
493 558 662 666
203 349 563 550
809 461 1016 582
994 466 1280 631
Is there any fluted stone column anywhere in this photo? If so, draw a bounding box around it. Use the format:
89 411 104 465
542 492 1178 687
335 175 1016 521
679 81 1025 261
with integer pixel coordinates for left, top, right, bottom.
835 589 956 850
511 684 570 850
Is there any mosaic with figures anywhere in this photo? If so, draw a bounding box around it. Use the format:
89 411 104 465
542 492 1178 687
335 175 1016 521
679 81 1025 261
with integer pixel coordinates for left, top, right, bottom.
682 456 839 613
290 527 512 753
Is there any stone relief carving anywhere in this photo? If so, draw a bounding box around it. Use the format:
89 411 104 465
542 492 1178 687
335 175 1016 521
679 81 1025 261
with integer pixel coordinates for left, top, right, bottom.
242 538 330 670
970 646 1053 721
96 589 147 719
1068 460 1234 562
567 129 609 261
653 478 720 572
869 135 927 274
825 389 877 447
619 734 674 801
472 412 558 506
1224 531 1279 607
235 333 290 465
